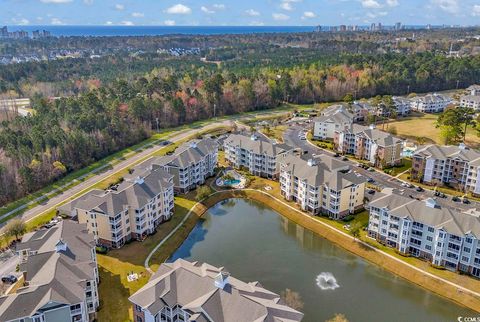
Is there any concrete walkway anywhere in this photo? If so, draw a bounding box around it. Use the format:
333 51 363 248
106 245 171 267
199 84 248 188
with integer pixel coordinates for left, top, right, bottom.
143 188 480 301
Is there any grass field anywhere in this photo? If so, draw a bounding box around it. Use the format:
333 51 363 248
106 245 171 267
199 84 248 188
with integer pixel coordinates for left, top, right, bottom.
387 113 480 148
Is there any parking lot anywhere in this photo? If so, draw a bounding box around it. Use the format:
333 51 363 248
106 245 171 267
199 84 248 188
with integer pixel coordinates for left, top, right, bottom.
284 123 480 213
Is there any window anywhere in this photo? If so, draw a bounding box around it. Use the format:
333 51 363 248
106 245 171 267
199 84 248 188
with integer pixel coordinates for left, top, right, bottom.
427 227 434 233
136 317 143 322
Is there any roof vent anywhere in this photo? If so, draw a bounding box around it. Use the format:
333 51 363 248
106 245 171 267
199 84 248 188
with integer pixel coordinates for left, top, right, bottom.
190 141 198 149
369 124 375 130
214 271 230 289
134 176 144 185
55 239 67 253
458 143 466 150
307 159 316 167
250 134 258 141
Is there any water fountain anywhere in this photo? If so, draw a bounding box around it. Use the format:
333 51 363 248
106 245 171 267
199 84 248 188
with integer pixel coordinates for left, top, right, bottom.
316 272 340 290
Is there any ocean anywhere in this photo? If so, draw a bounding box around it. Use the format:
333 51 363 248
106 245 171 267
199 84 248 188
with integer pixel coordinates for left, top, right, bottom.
6 25 316 37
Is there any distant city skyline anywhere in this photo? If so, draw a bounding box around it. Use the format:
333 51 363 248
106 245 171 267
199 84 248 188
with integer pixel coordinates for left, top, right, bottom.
2 0 480 27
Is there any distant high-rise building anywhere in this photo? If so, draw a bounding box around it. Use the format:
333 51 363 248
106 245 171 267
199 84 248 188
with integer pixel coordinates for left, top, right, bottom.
395 22 402 30
340 25 347 31
377 22 383 30
0 26 8 38
370 23 376 31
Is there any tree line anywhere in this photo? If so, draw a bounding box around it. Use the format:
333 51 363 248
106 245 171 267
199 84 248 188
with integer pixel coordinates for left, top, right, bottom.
0 51 479 205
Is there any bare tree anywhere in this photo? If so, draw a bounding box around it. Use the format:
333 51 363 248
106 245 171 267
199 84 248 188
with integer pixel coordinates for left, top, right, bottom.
5 219 27 241
280 288 304 311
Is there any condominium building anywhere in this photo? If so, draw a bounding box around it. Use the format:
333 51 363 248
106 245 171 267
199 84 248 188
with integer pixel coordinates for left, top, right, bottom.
334 124 403 168
392 96 411 116
411 144 480 194
0 221 99 322
129 259 304 322
460 95 480 110
410 93 452 113
368 191 480 277
466 84 480 96
224 133 294 179
144 138 219 193
279 154 366 219
313 105 353 140
58 168 175 248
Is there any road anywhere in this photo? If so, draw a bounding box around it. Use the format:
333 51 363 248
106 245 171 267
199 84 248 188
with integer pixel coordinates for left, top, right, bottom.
284 124 480 212
0 250 20 295
0 120 236 233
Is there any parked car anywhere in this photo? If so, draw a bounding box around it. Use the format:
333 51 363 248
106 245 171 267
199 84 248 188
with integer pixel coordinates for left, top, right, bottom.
334 153 340 158
367 189 376 195
416 186 424 192
367 178 375 183
342 157 348 161
463 198 471 204
1 275 17 284
452 196 460 202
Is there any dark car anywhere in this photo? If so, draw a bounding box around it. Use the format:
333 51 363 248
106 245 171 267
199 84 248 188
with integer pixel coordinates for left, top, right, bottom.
463 198 471 204
1 275 17 284
416 186 424 192
367 189 376 195
342 157 348 161
367 178 375 183
452 196 460 202
334 153 340 158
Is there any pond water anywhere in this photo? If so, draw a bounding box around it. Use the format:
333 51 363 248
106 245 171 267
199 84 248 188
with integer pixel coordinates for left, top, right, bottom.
169 198 476 322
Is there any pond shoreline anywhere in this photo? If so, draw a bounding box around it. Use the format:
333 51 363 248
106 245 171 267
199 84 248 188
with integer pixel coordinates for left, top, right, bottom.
149 189 480 313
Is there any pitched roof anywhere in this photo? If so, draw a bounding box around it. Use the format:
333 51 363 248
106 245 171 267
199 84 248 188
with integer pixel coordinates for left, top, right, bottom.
129 259 303 322
313 105 353 124
279 154 365 189
59 168 174 216
461 95 480 103
370 192 480 238
0 221 96 321
224 133 294 157
339 124 402 147
411 93 451 104
413 144 480 165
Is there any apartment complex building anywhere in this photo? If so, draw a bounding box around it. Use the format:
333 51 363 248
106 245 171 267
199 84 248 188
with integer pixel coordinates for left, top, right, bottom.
313 105 353 140
59 168 175 248
334 124 403 168
0 221 99 322
279 154 366 219
368 191 480 277
410 93 452 113
466 84 480 96
392 96 412 116
411 144 480 194
145 138 219 193
224 133 294 179
460 95 480 110
129 259 304 322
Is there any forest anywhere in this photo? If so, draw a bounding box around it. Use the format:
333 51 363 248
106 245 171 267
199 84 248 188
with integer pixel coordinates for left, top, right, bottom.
0 30 480 205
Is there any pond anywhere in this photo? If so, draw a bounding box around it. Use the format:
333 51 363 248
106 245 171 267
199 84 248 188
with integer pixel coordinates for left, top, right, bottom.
169 198 476 322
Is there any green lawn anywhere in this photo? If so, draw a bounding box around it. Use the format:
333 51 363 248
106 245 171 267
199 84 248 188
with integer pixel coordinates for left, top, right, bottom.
387 113 480 148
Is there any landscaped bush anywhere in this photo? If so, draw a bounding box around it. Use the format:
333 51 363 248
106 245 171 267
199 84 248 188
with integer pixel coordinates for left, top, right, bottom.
342 215 355 222
96 246 108 254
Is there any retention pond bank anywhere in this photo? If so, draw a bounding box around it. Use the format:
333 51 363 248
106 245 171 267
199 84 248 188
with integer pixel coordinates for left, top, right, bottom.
169 198 476 322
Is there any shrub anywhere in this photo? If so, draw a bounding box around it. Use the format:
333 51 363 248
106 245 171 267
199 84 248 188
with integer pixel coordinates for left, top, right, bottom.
96 246 108 254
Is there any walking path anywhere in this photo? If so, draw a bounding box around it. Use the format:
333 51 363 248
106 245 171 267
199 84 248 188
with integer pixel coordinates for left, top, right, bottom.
144 188 480 301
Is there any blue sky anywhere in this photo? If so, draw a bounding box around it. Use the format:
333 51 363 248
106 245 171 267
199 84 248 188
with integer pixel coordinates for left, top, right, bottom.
3 0 480 26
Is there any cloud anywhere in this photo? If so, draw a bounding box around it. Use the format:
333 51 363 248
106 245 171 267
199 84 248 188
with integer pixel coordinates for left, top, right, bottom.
201 6 215 14
40 0 72 3
303 11 316 18
165 4 192 14
366 11 388 18
105 21 113 25
50 17 64 25
212 4 226 10
164 19 176 26
386 0 398 7
430 0 459 14
132 12 144 18
280 2 294 10
120 20 134 25
473 4 480 16
361 0 382 8
83 0 93 4
12 18 30 25
245 9 260 16
249 21 265 26
115 3 124 10
272 13 290 20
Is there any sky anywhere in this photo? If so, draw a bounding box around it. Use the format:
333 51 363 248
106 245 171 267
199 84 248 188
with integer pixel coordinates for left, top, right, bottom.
2 0 480 27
